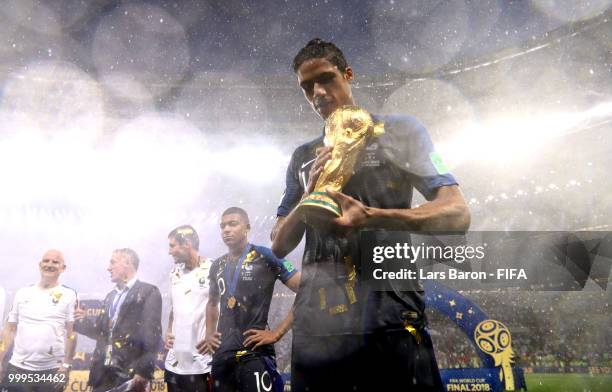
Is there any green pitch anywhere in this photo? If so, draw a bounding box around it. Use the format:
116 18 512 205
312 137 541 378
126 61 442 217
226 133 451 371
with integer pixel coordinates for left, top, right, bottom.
524 373 612 392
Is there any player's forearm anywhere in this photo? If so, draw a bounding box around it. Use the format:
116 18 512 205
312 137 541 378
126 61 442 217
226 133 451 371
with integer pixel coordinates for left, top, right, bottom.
63 323 77 366
271 211 307 258
205 301 219 336
364 203 469 232
364 189 470 232
167 310 173 333
271 308 294 341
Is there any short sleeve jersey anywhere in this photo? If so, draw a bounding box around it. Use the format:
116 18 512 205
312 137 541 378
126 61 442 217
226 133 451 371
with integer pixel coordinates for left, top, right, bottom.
208 244 297 355
277 114 458 336
8 284 77 370
165 258 213 375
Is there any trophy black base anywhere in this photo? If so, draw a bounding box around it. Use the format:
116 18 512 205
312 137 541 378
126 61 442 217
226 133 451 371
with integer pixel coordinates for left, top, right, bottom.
295 191 341 232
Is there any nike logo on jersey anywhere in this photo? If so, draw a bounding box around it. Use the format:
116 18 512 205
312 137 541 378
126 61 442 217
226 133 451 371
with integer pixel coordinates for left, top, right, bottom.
299 157 317 189
300 158 316 170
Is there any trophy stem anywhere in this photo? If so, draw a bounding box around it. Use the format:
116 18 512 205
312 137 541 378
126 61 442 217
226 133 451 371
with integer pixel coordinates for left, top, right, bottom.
295 191 342 231
299 191 342 216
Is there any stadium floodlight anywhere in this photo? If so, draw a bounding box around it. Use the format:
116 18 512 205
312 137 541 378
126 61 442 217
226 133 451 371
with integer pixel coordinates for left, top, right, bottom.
437 102 612 168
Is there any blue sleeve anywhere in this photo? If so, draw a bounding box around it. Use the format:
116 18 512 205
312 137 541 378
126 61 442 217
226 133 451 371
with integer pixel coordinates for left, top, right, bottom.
277 147 304 217
255 246 298 283
380 115 458 200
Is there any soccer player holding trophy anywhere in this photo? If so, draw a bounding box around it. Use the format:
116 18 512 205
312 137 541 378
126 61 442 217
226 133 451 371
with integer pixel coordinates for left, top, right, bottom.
272 39 471 391
202 207 300 392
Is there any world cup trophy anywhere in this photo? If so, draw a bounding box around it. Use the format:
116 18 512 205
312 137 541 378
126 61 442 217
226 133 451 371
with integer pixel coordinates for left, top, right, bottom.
295 105 384 231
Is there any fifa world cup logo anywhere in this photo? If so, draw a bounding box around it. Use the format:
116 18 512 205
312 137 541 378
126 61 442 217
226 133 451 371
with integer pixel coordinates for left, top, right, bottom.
474 319 516 391
296 106 384 231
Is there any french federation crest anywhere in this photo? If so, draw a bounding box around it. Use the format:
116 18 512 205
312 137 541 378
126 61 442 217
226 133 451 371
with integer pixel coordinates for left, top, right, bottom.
50 290 63 304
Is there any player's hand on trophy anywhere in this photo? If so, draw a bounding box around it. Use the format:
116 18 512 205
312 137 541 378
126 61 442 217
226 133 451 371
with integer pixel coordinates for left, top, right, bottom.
164 332 175 350
197 331 222 355
242 329 280 349
74 304 86 321
326 189 369 236
305 146 333 195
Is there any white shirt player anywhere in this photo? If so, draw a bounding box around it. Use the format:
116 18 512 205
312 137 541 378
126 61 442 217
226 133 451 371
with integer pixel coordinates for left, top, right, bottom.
165 258 213 375
8 284 77 371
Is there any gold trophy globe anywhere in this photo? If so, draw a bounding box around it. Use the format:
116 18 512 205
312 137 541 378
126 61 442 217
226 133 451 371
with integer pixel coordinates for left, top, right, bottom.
296 106 384 231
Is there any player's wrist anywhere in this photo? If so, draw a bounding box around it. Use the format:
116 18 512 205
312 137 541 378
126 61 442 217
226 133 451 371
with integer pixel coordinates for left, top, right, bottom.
58 363 72 373
360 205 378 229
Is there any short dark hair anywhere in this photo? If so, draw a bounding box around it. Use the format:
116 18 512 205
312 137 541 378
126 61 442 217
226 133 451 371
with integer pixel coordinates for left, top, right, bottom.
114 248 140 271
222 207 250 225
292 38 349 73
168 225 200 251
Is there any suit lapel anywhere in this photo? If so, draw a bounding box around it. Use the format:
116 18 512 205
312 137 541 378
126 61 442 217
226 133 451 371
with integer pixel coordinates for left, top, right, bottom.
115 280 140 327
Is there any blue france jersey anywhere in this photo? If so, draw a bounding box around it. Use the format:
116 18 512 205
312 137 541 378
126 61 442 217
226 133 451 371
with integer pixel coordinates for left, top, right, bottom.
209 244 297 354
277 114 458 336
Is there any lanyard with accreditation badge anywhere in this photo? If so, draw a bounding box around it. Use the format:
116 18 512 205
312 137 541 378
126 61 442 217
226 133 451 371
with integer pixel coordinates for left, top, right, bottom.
109 288 128 327
224 244 250 309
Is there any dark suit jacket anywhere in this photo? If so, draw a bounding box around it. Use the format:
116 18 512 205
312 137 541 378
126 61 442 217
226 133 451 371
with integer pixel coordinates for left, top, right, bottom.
75 280 162 388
